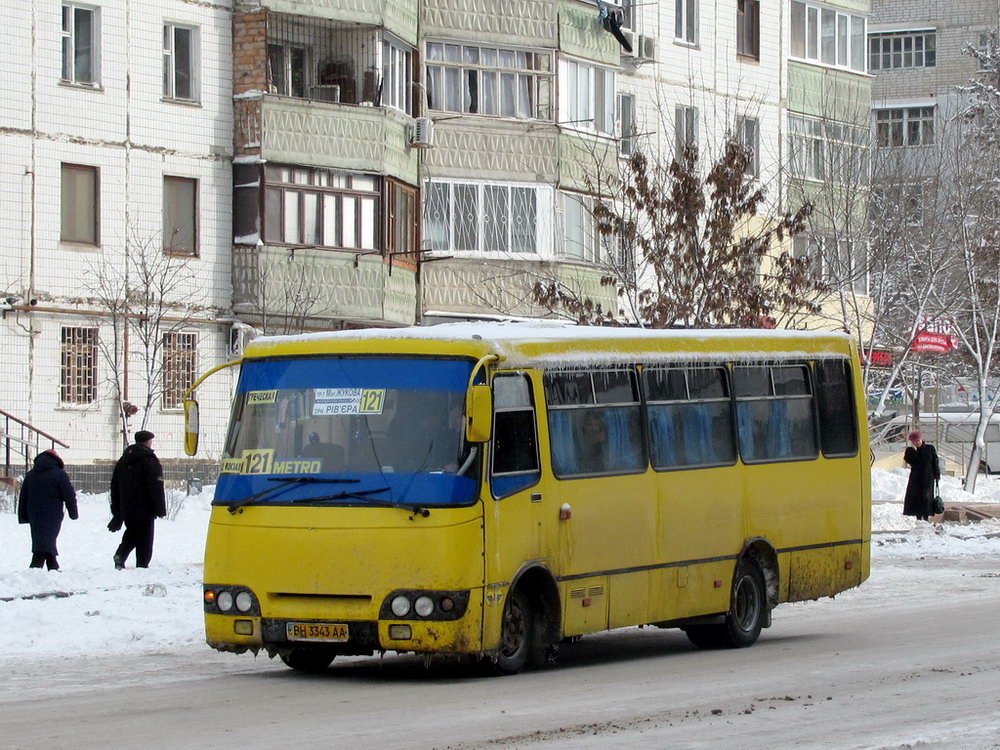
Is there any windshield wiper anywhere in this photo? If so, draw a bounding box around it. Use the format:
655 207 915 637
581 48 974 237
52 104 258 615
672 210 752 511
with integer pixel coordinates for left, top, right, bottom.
292 486 431 518
227 476 360 515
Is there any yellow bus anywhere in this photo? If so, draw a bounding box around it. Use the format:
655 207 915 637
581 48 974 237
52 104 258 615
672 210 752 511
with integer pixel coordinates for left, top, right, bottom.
192 323 870 674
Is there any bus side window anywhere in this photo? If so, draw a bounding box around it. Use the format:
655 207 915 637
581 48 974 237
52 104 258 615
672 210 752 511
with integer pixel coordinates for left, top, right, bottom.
645 366 735 470
544 369 644 478
491 374 540 498
815 359 859 457
734 365 818 463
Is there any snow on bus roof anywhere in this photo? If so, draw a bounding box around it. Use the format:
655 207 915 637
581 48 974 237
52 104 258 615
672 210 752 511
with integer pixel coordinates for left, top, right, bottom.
252 322 851 367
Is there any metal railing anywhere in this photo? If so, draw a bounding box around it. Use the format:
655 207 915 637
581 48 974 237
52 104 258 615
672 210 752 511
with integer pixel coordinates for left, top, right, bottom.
1 409 70 481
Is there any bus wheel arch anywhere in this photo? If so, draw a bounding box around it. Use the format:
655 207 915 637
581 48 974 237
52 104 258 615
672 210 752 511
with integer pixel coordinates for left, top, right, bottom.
740 537 779 611
492 565 561 674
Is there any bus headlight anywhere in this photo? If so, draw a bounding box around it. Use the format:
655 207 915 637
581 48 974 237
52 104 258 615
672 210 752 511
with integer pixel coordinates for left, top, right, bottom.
235 592 253 612
204 585 261 616
217 591 234 612
379 590 470 621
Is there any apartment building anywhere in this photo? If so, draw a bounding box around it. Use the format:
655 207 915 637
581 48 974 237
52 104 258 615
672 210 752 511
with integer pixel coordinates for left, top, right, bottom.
0 1 235 478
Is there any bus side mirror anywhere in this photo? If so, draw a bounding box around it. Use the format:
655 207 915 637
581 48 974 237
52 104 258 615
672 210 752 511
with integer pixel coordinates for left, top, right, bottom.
184 399 200 456
466 385 493 443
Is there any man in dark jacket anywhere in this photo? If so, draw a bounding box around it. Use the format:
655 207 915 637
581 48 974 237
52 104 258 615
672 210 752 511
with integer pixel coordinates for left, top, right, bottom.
109 430 166 569
17 449 79 570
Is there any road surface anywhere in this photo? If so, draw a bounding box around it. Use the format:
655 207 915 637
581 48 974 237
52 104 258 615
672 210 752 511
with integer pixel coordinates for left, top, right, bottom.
2 555 999 750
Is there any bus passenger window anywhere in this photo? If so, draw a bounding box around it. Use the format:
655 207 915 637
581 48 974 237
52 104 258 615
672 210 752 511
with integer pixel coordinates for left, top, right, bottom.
815 360 858 456
645 366 735 470
544 369 645 478
734 365 817 463
491 375 540 498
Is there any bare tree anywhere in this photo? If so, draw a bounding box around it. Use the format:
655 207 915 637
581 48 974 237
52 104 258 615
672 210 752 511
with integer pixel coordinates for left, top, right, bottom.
241 245 325 335
82 228 200 451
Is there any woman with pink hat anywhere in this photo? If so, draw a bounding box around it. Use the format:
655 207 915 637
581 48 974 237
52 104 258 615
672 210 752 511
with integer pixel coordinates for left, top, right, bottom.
903 430 941 521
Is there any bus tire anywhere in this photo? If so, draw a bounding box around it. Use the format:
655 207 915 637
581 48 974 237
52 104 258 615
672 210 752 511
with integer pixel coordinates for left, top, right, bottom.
280 646 336 673
492 588 534 675
684 559 766 649
720 558 766 648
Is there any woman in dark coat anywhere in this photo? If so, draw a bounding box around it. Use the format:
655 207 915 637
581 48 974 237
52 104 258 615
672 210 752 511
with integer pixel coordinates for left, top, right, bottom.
903 430 940 521
17 450 79 570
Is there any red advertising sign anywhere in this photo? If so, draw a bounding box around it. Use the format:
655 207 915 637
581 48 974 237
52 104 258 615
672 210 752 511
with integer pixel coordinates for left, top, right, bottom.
911 316 959 354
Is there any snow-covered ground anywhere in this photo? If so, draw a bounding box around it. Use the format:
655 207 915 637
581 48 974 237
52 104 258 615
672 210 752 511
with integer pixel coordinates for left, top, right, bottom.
1 468 999 663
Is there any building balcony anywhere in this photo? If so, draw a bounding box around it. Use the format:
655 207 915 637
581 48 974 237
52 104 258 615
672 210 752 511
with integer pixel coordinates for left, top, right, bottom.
232 244 417 328
421 256 617 320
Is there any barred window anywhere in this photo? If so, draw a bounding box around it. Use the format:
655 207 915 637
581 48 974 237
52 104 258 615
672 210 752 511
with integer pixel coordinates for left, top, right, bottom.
425 180 551 255
61 326 98 404
162 332 197 409
869 31 935 71
426 42 553 120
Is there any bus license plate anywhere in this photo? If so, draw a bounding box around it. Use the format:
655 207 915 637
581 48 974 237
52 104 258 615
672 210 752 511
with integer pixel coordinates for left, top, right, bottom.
286 622 349 643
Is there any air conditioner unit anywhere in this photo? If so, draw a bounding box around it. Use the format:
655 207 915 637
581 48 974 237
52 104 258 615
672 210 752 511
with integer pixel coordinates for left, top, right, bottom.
637 34 657 61
410 116 434 148
311 84 341 103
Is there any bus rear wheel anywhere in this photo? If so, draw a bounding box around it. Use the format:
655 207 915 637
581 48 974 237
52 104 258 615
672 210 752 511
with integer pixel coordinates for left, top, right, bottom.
492 589 534 675
684 559 766 649
280 646 336 672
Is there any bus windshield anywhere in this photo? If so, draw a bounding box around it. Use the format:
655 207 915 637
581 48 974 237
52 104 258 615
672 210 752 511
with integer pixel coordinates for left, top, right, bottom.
217 356 479 508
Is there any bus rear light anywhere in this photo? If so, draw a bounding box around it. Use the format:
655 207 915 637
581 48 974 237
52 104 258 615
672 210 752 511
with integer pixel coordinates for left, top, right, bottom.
204 590 216 605
845 560 853 570
235 592 253 612
204 584 261 616
391 595 411 617
217 591 234 612
439 597 455 612
379 589 470 621
414 596 434 617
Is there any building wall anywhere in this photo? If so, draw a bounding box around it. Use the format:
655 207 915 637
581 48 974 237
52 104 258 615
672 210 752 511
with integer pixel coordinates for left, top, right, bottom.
0 0 236 467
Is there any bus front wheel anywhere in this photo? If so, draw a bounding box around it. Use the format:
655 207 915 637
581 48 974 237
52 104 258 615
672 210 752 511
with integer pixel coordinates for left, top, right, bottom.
492 589 534 675
280 646 336 672
684 559 766 649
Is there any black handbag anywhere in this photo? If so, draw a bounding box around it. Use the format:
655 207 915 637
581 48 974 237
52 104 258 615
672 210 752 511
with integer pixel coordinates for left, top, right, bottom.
932 482 944 515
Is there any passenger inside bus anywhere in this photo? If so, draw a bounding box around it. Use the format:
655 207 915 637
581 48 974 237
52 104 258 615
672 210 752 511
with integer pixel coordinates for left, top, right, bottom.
299 431 345 471
577 411 609 473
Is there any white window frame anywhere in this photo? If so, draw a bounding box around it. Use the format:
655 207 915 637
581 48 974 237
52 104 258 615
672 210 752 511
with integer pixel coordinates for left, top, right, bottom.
618 93 637 156
789 0 866 73
737 115 759 177
874 106 935 147
675 105 698 159
788 114 870 183
675 0 698 45
381 34 412 113
559 57 616 135
560 192 602 264
868 30 936 71
61 2 100 86
163 23 199 101
426 41 553 121
163 176 198 255
425 179 554 258
268 43 309 97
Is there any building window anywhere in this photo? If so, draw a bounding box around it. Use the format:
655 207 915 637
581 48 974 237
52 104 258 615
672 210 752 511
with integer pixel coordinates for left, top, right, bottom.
618 93 636 156
381 35 412 113
61 163 99 245
976 31 997 72
875 107 935 147
268 43 307 98
737 115 759 177
868 31 936 71
795 234 868 294
164 176 198 255
790 0 866 72
163 24 198 101
675 0 698 44
61 3 99 86
561 192 600 263
387 179 418 259
788 114 870 182
263 166 379 250
60 326 97 404
675 105 698 159
426 42 553 120
426 180 551 255
560 59 616 134
162 332 197 409
871 183 925 227
617 0 636 30
737 0 760 59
